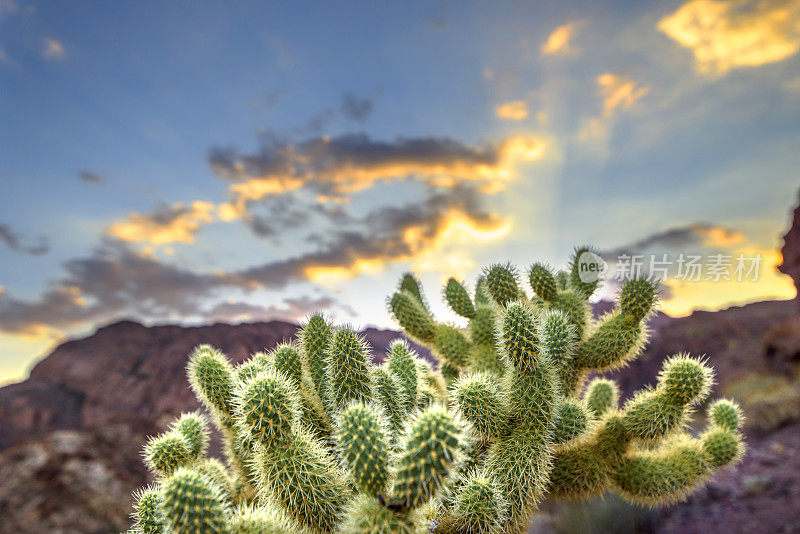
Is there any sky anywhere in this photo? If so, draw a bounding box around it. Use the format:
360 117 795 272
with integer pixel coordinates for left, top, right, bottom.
1 0 799 384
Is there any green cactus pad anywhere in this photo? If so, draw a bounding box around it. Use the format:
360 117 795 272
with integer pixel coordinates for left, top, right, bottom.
584 377 619 417
233 369 299 447
326 328 373 411
387 340 419 411
337 402 391 494
484 264 521 306
444 277 477 319
452 372 507 439
393 406 464 508
389 291 436 343
132 485 164 534
658 354 713 406
708 399 743 431
452 470 508 534
529 263 558 302
170 412 209 459
272 342 303 389
619 278 658 322
187 345 237 428
434 324 470 368
499 301 539 373
161 467 229 534
143 431 192 476
300 313 333 402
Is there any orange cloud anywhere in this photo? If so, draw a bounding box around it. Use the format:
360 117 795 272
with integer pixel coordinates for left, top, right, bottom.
107 201 216 245
495 100 529 121
658 0 800 75
597 73 651 117
542 23 577 55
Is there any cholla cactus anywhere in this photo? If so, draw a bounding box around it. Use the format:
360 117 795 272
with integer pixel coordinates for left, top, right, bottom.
129 249 745 533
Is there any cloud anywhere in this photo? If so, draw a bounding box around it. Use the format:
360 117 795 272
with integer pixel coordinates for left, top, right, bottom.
42 38 65 59
340 93 373 122
0 223 49 255
106 201 216 245
597 73 650 117
0 0 17 17
495 100 529 121
78 171 105 185
603 222 745 258
658 0 800 75
0 48 7 61
209 133 545 207
0 184 507 334
541 23 577 55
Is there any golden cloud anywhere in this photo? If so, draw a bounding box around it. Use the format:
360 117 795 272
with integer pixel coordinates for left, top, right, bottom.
303 209 511 283
658 0 800 74
597 73 650 117
495 100 529 121
542 23 576 55
107 201 216 245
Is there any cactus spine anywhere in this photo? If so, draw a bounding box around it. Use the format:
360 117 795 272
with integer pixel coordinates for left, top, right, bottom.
130 248 745 533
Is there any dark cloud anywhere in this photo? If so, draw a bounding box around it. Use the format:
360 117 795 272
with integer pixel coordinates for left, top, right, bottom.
340 93 373 122
78 171 105 184
208 133 505 195
602 222 743 259
0 223 49 255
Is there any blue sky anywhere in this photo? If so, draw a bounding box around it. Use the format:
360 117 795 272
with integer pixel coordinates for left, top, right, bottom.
1 0 799 383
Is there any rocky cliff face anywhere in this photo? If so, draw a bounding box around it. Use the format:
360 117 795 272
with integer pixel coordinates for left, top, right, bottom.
780 190 800 301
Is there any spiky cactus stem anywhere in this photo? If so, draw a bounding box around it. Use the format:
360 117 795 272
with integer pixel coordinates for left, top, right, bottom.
130 248 746 534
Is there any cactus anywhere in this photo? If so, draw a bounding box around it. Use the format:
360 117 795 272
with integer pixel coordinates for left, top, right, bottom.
130 249 745 533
